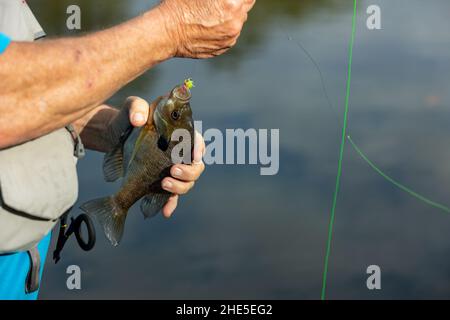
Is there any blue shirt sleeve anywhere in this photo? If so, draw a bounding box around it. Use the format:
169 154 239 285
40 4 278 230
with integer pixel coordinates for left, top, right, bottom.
0 33 11 54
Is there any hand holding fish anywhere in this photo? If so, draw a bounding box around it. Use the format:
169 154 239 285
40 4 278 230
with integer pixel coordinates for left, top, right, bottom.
80 81 204 246
106 96 205 219
126 97 206 219
158 0 256 58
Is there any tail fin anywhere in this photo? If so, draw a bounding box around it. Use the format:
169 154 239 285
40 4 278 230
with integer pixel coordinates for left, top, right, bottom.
80 197 126 246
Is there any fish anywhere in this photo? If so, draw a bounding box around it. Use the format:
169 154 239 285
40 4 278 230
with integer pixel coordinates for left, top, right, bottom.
80 80 195 246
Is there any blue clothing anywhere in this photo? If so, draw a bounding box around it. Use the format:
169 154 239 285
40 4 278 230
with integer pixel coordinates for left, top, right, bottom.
0 33 11 54
0 233 52 300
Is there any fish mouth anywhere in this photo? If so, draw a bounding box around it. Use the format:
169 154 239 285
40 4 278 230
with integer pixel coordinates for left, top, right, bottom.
173 85 192 101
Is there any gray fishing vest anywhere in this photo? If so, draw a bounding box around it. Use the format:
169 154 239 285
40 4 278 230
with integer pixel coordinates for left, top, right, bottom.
0 0 82 254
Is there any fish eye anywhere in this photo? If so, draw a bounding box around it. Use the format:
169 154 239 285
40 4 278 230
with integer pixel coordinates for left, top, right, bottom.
171 110 180 120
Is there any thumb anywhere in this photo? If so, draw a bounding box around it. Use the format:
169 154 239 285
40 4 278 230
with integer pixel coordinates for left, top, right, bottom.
126 96 150 127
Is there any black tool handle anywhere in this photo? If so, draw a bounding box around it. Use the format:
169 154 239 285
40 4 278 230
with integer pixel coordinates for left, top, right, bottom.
74 213 96 251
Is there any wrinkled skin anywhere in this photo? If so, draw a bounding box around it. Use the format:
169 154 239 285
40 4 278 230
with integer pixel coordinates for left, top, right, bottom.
159 0 256 58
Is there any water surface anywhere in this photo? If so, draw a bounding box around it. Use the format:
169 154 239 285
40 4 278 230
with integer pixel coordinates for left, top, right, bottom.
27 0 450 299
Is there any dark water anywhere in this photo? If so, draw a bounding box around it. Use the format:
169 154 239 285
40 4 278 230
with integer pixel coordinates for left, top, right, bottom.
28 0 450 299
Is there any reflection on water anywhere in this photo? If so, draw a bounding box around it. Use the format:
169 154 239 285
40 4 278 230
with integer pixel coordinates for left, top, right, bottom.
26 0 450 299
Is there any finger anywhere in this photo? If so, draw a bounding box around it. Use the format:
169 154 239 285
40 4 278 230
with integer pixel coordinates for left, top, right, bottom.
222 0 243 12
227 36 239 49
193 130 205 164
193 50 228 59
162 194 178 218
243 0 256 12
162 178 195 195
212 48 232 57
126 96 149 127
195 40 234 51
209 38 238 56
241 12 248 23
171 162 205 182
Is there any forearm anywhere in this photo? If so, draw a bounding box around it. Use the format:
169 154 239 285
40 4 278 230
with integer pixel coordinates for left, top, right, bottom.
0 6 173 148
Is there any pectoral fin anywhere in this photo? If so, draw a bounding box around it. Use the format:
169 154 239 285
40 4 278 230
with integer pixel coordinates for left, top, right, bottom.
140 193 170 219
104 126 135 182
103 145 124 182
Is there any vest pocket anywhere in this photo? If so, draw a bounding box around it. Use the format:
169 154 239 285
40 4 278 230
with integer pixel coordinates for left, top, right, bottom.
0 128 78 252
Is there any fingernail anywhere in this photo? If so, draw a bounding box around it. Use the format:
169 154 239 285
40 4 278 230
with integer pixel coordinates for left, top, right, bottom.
132 113 145 124
173 167 182 177
162 180 172 190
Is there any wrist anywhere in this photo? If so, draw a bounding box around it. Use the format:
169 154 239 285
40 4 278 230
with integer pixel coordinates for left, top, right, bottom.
141 5 179 61
109 6 179 70
151 3 182 59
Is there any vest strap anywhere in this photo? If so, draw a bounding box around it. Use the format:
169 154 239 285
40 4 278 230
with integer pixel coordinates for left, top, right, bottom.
25 245 41 294
65 124 85 159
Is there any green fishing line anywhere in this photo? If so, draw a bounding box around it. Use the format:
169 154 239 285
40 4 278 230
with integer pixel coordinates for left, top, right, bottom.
347 136 450 213
321 0 358 301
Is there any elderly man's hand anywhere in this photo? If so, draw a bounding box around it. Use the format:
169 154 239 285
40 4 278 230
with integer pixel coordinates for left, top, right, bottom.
158 0 255 59
125 97 205 218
